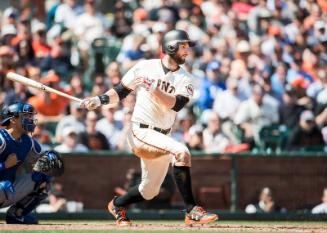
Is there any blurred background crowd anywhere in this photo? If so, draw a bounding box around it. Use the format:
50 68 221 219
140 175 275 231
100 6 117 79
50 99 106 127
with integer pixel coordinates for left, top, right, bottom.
0 0 326 154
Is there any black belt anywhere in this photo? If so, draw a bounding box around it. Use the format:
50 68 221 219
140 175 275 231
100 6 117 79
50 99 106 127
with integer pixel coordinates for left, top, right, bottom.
139 123 170 135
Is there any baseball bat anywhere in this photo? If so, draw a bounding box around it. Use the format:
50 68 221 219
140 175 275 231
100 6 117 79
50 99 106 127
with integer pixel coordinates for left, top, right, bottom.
6 72 82 103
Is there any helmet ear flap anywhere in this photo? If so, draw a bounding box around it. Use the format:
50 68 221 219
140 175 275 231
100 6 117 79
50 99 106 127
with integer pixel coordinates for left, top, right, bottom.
167 44 178 54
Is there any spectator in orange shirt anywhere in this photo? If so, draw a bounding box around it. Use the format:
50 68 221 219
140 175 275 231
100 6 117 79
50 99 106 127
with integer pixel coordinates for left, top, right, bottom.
28 71 69 121
32 22 51 59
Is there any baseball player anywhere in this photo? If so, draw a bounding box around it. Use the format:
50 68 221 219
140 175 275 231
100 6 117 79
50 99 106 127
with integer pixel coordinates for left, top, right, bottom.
81 29 218 226
0 102 64 224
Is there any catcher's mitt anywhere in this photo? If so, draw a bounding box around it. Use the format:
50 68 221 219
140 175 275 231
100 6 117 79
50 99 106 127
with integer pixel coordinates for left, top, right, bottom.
33 150 64 177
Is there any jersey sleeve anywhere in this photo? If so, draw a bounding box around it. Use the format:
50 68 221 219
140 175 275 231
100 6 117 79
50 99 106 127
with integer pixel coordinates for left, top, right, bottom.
121 60 145 91
175 73 195 99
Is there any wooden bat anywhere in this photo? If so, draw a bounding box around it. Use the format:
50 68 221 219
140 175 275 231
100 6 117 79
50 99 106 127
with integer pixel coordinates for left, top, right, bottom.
6 72 82 103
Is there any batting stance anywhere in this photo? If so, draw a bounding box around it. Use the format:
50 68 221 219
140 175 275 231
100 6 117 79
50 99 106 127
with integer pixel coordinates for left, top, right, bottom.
0 102 64 224
81 29 218 226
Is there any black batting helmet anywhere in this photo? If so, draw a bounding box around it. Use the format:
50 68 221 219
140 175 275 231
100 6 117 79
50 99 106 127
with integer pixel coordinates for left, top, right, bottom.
162 29 195 55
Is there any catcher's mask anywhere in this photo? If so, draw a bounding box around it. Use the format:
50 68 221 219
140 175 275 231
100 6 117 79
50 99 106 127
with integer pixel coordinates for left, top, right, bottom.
162 29 195 55
0 102 37 133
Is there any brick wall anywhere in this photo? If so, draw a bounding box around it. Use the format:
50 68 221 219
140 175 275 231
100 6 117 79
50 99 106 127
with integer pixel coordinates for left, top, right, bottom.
56 154 327 211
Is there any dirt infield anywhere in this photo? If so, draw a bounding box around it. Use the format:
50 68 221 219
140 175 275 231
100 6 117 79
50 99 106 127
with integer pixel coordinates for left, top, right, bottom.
1 222 327 233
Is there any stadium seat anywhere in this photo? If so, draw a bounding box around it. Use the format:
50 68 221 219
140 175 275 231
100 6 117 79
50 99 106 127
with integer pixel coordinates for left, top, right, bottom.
84 37 121 91
255 124 291 152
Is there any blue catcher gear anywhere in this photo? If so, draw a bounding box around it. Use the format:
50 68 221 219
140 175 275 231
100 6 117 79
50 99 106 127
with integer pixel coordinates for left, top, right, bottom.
0 102 37 133
6 186 48 224
0 180 14 194
33 150 64 177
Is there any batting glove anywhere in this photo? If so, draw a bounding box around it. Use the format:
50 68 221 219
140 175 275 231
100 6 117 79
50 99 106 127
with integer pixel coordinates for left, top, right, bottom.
0 180 15 193
80 96 101 110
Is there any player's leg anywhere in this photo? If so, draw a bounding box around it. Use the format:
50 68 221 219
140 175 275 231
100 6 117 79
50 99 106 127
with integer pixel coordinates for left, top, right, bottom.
0 174 48 224
108 154 171 226
130 127 218 224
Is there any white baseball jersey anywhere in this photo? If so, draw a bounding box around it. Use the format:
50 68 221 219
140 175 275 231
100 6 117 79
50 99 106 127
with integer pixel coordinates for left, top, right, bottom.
121 59 195 129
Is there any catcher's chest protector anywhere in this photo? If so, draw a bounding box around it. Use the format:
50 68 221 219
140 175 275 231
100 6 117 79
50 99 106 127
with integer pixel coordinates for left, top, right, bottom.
0 129 35 182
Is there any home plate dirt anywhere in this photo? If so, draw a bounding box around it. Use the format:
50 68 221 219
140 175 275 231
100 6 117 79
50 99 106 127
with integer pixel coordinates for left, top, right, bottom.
0 222 327 232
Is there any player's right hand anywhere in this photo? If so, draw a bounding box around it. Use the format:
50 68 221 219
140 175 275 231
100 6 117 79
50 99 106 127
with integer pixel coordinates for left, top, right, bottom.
135 77 157 92
0 180 15 193
80 96 101 110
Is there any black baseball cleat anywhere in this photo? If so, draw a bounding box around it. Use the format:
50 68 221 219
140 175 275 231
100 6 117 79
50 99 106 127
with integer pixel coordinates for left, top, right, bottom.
6 213 38 224
185 206 218 225
108 197 132 226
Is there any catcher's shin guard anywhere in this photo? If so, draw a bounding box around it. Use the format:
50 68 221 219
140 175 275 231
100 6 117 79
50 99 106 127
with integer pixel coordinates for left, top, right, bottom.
6 189 47 224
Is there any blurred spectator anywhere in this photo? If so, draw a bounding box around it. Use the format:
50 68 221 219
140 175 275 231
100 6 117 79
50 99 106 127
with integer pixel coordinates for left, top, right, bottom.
172 108 195 145
312 187 327 214
54 0 84 30
2 7 19 26
1 24 17 46
116 110 132 152
4 72 33 106
278 86 304 129
80 111 110 150
0 0 326 154
28 71 69 120
96 105 122 149
68 73 89 99
197 60 223 110
55 101 86 143
54 126 89 153
11 20 35 66
186 124 204 151
31 22 51 59
230 40 251 80
39 37 73 76
234 84 279 147
36 182 67 213
245 187 286 214
213 77 241 144
32 124 52 151
202 110 231 153
286 110 325 151
270 63 288 102
73 0 109 67
106 61 122 87
91 74 109 96
114 93 136 122
307 68 327 100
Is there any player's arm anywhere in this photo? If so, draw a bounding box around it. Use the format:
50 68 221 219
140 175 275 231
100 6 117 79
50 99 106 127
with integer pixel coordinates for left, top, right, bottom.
152 88 189 111
80 83 133 110
0 135 18 170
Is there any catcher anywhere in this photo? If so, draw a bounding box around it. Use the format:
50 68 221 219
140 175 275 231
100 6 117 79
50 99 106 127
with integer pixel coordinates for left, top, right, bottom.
0 102 64 224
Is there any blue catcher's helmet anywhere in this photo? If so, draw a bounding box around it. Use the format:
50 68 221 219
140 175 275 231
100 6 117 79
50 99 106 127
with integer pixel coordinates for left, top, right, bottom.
0 102 37 132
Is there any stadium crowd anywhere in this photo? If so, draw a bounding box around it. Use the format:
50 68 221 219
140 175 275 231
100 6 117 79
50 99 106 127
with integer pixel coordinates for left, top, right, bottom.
0 0 326 153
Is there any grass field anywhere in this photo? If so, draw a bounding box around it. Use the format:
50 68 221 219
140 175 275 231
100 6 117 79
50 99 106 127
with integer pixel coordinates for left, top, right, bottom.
1 220 327 233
